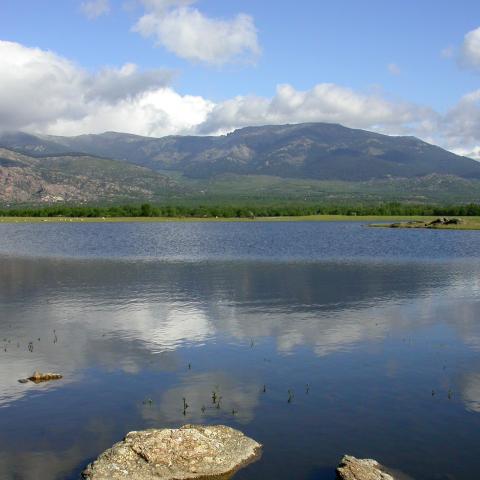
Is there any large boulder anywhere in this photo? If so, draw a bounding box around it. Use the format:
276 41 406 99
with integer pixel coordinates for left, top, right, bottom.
82 425 262 480
336 455 395 480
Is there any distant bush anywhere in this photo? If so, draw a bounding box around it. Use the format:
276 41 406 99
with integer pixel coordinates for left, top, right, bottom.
1 202 480 218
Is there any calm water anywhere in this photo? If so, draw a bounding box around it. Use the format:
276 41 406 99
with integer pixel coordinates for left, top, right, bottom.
1 221 480 480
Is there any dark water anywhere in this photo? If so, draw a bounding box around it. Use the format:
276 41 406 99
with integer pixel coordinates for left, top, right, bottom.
1 221 480 480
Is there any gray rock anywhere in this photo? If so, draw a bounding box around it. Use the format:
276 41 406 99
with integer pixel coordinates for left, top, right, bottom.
336 455 395 480
444 218 462 225
82 424 262 480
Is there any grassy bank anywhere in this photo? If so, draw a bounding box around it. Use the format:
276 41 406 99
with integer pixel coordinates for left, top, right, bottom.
0 215 461 223
370 217 480 230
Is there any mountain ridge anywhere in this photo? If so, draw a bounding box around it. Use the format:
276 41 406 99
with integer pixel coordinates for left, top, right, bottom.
1 122 478 182
1 122 480 204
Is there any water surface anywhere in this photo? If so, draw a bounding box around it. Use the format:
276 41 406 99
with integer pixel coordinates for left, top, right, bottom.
1 221 480 480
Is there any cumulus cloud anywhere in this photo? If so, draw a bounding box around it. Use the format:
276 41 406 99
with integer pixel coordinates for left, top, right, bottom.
440 89 480 159
197 83 435 135
85 63 174 102
133 0 260 65
460 26 480 70
49 88 213 137
0 40 211 136
80 0 111 19
3 40 480 157
453 146 480 161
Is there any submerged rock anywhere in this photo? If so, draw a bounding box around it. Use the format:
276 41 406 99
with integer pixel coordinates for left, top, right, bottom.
82 424 262 480
19 371 63 384
336 455 395 480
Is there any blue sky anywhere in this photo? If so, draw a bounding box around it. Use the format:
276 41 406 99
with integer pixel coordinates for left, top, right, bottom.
1 0 480 157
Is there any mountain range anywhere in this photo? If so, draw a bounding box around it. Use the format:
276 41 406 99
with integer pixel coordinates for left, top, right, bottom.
1 122 480 204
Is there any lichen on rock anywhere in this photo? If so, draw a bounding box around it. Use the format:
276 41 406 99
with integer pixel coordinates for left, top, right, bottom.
82 424 262 480
337 455 395 480
18 371 63 384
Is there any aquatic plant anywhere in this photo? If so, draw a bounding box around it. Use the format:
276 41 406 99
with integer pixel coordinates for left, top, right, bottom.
288 389 294 403
183 397 189 416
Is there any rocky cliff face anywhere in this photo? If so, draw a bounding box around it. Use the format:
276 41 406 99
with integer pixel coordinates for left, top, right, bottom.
0 148 177 204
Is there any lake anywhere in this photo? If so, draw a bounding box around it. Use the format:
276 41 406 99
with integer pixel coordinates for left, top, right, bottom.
1 221 480 479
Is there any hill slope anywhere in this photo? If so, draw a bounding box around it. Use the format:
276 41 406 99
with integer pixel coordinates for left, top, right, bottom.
1 123 478 182
1 123 480 205
0 148 178 204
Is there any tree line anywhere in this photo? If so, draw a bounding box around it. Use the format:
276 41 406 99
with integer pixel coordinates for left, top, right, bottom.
1 202 480 218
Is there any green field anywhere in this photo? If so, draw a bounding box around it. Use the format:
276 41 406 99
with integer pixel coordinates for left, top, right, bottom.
0 215 471 224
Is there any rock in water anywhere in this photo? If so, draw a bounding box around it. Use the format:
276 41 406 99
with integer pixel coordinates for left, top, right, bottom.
28 371 63 383
337 455 395 480
82 424 262 480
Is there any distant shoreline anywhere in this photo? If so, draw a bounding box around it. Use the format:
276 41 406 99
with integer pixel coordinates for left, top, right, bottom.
0 215 472 224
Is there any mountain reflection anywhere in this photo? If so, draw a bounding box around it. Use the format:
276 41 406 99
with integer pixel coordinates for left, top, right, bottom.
1 256 480 480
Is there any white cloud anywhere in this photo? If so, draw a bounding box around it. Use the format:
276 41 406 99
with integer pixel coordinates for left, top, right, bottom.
460 26 480 70
0 40 211 137
197 83 435 135
47 88 214 137
4 40 480 158
133 0 260 65
387 63 401 76
80 0 111 19
453 146 480 160
85 63 174 102
441 89 480 154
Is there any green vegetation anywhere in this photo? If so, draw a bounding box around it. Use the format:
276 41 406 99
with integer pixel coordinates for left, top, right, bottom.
2 202 480 219
178 173 480 205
